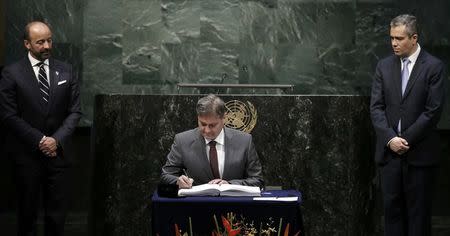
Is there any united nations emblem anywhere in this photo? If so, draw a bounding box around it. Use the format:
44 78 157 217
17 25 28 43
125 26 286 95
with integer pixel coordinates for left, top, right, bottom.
224 100 257 133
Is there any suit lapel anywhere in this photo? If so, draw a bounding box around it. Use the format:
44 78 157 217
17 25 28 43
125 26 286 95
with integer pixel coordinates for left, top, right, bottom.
192 129 214 179
402 51 426 100
222 128 233 180
48 59 59 111
392 57 402 99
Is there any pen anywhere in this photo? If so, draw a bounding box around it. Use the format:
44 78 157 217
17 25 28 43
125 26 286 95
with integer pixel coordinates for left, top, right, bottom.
182 169 189 178
182 169 194 185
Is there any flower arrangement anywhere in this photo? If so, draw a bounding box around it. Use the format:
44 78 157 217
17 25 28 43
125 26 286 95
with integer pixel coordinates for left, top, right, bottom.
171 212 300 236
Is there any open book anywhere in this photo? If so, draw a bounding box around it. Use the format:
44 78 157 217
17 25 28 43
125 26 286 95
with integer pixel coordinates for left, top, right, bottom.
178 184 261 197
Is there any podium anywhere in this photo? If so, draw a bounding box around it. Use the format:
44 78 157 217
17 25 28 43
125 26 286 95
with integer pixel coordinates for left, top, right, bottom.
91 94 375 235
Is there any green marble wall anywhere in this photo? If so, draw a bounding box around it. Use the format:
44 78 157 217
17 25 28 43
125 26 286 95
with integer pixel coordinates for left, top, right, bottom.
4 0 450 127
80 0 450 127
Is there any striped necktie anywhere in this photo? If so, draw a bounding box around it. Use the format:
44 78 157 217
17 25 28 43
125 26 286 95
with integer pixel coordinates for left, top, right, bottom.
37 62 50 104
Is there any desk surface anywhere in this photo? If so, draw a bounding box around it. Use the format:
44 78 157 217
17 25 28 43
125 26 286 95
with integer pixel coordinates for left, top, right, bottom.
152 189 302 203
152 190 303 235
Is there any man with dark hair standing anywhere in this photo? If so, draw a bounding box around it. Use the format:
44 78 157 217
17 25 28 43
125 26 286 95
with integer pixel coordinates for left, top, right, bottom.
370 14 446 236
161 94 264 189
0 21 81 236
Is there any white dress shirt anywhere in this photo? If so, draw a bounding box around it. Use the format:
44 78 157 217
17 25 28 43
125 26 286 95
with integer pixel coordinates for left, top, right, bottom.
400 43 421 79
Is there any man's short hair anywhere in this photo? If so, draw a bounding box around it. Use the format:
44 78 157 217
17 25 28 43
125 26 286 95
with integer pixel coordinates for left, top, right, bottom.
23 21 51 41
390 14 418 37
196 94 226 118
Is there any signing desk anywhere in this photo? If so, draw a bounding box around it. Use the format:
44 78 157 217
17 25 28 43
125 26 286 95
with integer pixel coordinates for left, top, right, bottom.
152 190 303 235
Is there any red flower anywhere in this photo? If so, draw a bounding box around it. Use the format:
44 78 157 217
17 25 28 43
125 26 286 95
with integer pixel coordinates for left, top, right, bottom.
221 216 241 236
174 224 181 236
284 223 290 236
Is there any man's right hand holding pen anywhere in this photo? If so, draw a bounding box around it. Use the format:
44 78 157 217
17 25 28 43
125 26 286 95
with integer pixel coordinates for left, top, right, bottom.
177 169 194 189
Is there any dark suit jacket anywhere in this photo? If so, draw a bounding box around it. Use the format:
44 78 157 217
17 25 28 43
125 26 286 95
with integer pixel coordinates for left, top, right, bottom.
370 50 446 166
161 127 264 187
0 57 81 166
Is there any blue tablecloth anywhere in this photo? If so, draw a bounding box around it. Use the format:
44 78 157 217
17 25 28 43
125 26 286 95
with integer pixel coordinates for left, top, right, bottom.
151 190 303 235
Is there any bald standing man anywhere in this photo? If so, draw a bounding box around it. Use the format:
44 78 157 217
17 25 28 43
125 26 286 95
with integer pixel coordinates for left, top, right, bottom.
0 21 81 236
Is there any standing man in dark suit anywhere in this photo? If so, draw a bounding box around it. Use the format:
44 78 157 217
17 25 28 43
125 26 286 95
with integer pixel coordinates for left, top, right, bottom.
161 94 264 189
370 14 446 236
0 21 81 236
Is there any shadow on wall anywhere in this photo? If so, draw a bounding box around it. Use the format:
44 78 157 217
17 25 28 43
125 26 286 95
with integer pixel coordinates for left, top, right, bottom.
1 65 4 161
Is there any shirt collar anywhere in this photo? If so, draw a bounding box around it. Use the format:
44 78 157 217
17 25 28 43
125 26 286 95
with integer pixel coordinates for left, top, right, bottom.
403 43 421 65
204 128 225 146
28 52 49 67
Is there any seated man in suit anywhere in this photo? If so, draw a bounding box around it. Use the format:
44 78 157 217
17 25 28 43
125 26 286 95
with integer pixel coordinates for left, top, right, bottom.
161 94 264 189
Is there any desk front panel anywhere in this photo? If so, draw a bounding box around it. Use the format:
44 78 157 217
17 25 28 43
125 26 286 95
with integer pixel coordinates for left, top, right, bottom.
152 190 303 235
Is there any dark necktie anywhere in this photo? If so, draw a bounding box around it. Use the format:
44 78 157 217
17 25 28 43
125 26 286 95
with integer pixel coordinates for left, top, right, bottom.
208 141 220 179
37 62 50 104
